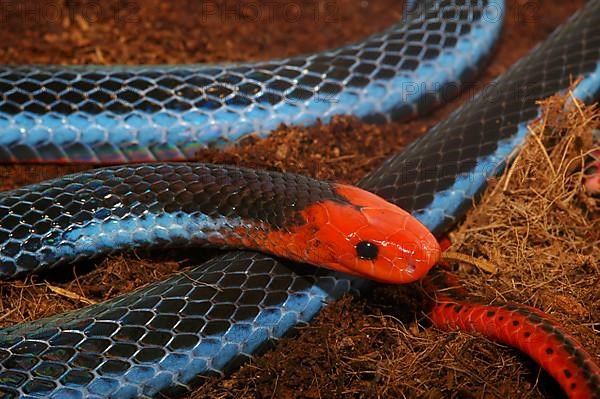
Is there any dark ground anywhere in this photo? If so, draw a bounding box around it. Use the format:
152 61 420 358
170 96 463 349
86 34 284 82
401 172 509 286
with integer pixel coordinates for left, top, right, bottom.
0 1 597 398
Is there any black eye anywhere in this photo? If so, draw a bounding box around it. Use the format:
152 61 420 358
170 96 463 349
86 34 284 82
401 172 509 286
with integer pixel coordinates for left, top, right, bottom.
355 241 378 260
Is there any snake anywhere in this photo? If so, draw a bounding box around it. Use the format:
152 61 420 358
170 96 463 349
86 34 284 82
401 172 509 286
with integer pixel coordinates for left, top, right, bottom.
0 0 599 398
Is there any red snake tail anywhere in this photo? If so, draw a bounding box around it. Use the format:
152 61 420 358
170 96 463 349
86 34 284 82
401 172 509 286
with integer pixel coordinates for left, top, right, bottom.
424 267 600 399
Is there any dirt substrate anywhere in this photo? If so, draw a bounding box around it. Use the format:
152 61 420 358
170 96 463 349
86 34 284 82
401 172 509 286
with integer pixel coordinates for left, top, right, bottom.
0 1 598 398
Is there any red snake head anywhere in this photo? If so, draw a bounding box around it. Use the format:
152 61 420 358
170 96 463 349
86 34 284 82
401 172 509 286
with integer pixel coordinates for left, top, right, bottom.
272 184 441 284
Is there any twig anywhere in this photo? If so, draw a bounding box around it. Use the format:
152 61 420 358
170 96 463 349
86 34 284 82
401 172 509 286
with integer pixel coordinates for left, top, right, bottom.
441 251 498 274
46 283 97 305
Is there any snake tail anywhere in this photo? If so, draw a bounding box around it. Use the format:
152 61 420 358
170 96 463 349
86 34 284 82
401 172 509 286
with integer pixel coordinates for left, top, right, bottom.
425 268 600 399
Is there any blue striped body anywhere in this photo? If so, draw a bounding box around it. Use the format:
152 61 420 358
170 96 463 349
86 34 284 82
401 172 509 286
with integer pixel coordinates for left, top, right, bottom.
0 1 502 163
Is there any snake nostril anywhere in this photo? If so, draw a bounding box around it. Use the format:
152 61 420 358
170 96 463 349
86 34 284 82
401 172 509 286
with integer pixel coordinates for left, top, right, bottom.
406 259 416 274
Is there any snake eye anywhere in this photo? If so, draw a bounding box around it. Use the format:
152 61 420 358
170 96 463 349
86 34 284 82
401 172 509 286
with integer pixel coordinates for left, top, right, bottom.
355 240 378 260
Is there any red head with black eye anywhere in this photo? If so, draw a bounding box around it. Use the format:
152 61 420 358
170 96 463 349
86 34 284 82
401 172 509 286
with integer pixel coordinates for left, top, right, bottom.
263 183 441 283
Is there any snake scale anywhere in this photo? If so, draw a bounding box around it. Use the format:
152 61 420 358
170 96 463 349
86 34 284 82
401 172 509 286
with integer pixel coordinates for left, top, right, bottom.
0 1 599 398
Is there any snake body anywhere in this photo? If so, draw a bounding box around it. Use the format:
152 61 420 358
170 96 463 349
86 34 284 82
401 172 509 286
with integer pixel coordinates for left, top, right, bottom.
1 1 600 398
0 0 502 164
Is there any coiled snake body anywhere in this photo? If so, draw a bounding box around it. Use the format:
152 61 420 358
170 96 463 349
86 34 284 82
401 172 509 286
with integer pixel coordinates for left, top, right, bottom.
0 1 599 398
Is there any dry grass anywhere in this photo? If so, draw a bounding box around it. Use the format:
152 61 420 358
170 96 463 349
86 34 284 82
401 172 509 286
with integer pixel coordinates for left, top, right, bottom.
448 90 599 339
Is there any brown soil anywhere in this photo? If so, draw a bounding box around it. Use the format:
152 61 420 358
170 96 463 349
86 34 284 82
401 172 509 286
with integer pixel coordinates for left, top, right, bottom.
0 1 597 398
